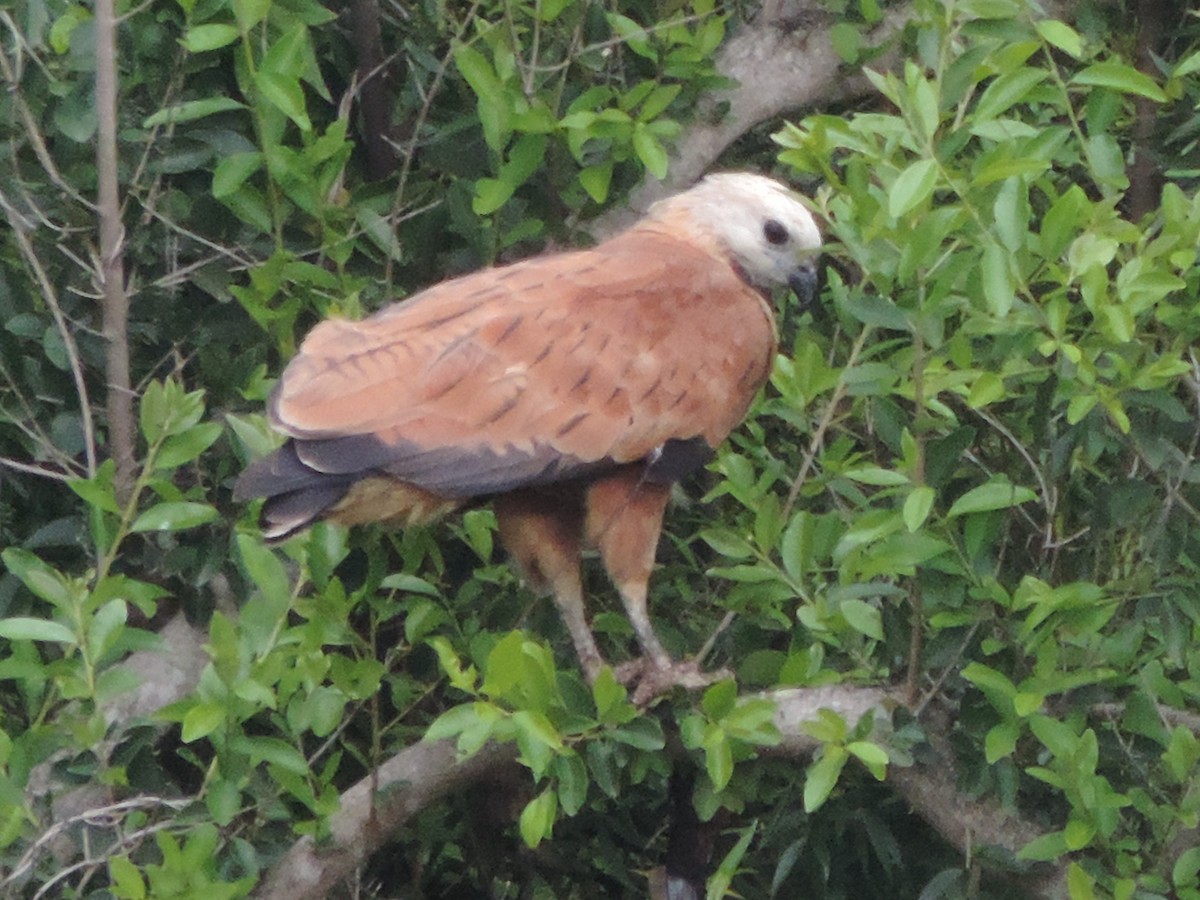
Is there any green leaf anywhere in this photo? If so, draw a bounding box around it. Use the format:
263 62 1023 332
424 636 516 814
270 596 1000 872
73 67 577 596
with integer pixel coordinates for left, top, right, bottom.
840 598 883 641
554 752 589 816
88 599 127 660
632 125 669 179
1067 863 1097 899
454 43 509 152
1017 830 1068 862
49 6 91 55
212 152 263 199
707 823 756 900
967 371 1006 408
607 13 654 59
181 23 240 53
1072 62 1166 102
888 159 938 217
586 741 619 798
181 701 226 742
2 548 75 610
54 83 97 142
903 485 935 531
1036 20 1083 59
992 176 1030 252
610 717 665 750
704 731 734 791
981 243 1014 316
1174 50 1200 79
1173 847 1200 890
804 745 849 812
1063 818 1095 851
700 528 755 560
802 708 847 745
984 720 1019 762
426 637 479 693
947 477 1036 517
144 97 246 128
512 709 563 779
232 0 270 31
472 134 547 214
69 471 122 515
96 667 142 702
847 740 889 779
973 68 1047 121
0 617 76 645
519 788 557 848
721 699 781 746
131 502 219 533
843 466 909 486
156 423 224 469
829 22 861 64
637 84 681 121
701 679 738 720
231 735 310 775
255 70 312 131
962 662 1017 708
579 162 613 203
206 778 242 828
261 23 310 77
108 856 147 900
425 703 486 742
139 380 168 444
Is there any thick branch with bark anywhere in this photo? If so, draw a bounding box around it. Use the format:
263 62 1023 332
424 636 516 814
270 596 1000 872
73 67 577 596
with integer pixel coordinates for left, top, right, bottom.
590 0 909 236
257 739 519 899
255 685 1068 900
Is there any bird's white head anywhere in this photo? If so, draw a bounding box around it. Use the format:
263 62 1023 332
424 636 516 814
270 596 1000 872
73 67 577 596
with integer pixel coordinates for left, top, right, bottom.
647 172 822 303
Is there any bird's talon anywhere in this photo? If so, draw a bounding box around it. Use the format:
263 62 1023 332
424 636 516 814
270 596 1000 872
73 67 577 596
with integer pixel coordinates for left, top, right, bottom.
628 660 733 706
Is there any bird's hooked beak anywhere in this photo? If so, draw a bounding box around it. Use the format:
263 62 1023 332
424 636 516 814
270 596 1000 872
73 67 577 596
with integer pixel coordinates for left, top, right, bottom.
788 261 819 309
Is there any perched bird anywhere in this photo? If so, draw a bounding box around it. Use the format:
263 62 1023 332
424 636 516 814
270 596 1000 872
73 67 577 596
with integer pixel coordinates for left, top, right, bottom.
235 172 821 698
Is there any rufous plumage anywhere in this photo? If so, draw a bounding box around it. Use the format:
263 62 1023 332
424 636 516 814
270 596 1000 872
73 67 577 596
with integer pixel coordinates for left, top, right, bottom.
236 172 822 698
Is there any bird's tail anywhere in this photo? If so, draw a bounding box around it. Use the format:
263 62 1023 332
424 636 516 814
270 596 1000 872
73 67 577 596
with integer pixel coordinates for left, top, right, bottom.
233 442 355 541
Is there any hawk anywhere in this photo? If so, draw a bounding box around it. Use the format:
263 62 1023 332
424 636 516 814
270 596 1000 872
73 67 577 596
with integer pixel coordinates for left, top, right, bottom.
236 172 822 698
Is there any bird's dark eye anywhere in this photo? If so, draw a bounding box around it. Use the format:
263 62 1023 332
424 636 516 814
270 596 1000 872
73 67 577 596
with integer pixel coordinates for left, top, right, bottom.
763 219 789 246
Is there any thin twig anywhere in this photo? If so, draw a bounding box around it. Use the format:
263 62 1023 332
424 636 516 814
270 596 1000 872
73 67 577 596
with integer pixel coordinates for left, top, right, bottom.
694 610 736 666
383 0 483 289
0 455 75 482
0 18 94 209
0 188 98 476
2 796 191 889
782 327 872 521
913 619 982 717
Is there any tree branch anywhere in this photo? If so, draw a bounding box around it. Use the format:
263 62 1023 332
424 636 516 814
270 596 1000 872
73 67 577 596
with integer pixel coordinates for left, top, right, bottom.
590 0 908 236
257 685 1068 899
94 0 137 500
255 739 519 899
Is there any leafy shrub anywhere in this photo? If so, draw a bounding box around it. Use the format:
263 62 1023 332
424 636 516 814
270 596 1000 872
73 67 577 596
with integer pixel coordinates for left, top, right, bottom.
3 0 1200 897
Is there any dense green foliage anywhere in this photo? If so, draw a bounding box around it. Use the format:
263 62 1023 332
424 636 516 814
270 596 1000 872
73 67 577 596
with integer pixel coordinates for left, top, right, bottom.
3 0 1200 896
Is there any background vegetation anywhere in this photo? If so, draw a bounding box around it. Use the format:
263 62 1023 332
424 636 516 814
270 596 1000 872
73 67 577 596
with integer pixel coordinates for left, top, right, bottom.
2 0 1200 896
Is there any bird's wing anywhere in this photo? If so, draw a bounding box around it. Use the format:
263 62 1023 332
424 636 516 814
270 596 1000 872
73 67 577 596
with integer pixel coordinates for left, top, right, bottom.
269 227 776 497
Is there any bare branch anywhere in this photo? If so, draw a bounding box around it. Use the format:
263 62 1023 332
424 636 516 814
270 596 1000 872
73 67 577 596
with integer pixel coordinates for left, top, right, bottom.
0 188 97 477
94 0 137 499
